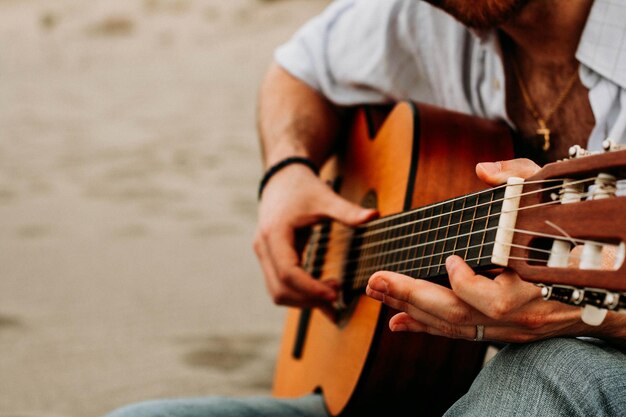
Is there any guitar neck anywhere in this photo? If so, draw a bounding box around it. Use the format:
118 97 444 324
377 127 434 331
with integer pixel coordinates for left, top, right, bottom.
306 185 508 292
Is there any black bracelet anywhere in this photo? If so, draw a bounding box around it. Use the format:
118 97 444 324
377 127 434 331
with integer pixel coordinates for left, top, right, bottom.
258 156 319 200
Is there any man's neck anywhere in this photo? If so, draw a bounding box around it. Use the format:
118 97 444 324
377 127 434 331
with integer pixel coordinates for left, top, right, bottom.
500 0 593 69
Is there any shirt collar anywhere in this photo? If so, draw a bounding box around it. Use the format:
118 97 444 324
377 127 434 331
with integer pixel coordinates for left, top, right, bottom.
467 0 626 89
576 0 626 89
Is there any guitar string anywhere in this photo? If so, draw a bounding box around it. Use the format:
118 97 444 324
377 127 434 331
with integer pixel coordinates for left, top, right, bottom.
318 196 569 256
387 254 550 281
337 252 549 289
347 241 496 283
307 179 601 273
310 176 597 249
308 196 586 274
345 238 601 288
309 220 613 279
341 238 607 289
359 177 557 227
328 178 567 241
318 176 596 247
304 175 610 282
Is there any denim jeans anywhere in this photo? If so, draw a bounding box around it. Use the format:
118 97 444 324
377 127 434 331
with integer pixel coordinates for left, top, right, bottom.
443 337 626 417
104 338 626 417
103 394 329 417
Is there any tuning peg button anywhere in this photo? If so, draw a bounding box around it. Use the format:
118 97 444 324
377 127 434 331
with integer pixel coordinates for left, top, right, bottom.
540 285 552 300
569 145 589 158
571 289 584 304
602 139 626 152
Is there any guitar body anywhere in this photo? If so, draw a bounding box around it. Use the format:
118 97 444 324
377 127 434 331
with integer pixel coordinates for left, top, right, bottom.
273 102 514 416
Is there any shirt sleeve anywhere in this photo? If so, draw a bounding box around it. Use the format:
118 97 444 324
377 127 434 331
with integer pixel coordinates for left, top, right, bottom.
274 0 434 106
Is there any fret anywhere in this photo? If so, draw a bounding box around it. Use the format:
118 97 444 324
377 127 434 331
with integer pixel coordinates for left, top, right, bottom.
477 191 494 262
385 216 401 273
455 196 472 260
375 218 389 274
423 204 442 277
396 213 415 276
366 220 388 284
376 217 395 277
449 196 465 258
393 215 415 272
434 201 454 275
348 226 366 290
415 206 433 278
341 187 508 291
360 219 387 286
357 226 374 284
406 209 425 277
481 187 506 264
463 194 481 264
390 209 422 277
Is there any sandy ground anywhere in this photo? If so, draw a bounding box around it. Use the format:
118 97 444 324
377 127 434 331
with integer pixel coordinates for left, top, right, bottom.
0 1 329 416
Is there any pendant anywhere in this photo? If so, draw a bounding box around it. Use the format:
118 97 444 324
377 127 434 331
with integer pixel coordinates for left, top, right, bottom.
536 119 551 151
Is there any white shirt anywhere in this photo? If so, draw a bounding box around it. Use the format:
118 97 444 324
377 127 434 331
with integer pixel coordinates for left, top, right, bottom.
274 0 626 150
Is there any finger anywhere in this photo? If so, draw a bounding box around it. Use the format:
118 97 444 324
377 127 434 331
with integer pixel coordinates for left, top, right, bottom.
393 317 520 343
366 271 492 325
475 158 540 186
256 235 338 321
388 308 480 340
265 224 337 302
388 311 534 343
388 312 426 332
445 255 541 318
255 234 311 304
319 189 378 226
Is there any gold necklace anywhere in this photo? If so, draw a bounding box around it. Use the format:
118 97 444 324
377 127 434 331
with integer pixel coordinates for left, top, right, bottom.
510 58 580 152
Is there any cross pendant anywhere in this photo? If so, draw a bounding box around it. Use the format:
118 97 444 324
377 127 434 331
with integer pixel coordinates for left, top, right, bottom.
536 119 550 151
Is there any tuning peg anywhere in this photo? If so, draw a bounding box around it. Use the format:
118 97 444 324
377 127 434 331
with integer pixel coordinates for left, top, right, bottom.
604 292 620 310
568 145 590 158
602 139 626 152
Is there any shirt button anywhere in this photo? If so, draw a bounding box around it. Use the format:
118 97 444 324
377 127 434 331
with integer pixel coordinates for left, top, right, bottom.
493 78 501 90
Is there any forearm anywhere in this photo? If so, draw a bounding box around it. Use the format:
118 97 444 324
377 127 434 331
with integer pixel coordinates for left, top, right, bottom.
257 62 342 168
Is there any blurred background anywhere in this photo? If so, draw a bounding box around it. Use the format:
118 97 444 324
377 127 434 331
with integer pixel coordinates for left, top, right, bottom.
0 0 328 416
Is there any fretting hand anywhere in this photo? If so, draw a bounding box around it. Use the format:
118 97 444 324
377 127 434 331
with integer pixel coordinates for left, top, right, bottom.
365 158 602 343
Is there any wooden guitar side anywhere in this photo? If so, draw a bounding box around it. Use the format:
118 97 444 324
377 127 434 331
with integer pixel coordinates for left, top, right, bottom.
272 102 514 416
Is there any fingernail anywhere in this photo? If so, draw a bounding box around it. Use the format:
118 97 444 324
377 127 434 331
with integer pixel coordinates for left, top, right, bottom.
478 162 501 175
391 323 407 332
367 276 388 294
445 255 458 270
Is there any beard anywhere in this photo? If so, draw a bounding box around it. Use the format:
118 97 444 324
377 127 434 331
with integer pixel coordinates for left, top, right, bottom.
423 0 531 29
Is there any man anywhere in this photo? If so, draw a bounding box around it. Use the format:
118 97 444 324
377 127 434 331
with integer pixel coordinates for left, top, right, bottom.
105 0 626 416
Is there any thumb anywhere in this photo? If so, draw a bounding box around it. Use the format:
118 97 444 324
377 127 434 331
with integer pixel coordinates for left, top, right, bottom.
321 191 378 226
476 158 540 186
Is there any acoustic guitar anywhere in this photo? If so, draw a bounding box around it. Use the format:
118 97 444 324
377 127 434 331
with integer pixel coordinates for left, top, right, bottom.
271 101 626 417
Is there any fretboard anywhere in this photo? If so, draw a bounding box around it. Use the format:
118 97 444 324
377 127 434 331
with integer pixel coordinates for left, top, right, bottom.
306 186 507 293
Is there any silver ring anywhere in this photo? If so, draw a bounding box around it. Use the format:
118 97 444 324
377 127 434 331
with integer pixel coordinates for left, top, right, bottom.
473 324 485 342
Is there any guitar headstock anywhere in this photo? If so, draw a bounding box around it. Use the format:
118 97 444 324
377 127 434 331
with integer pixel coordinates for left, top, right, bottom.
505 142 626 324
